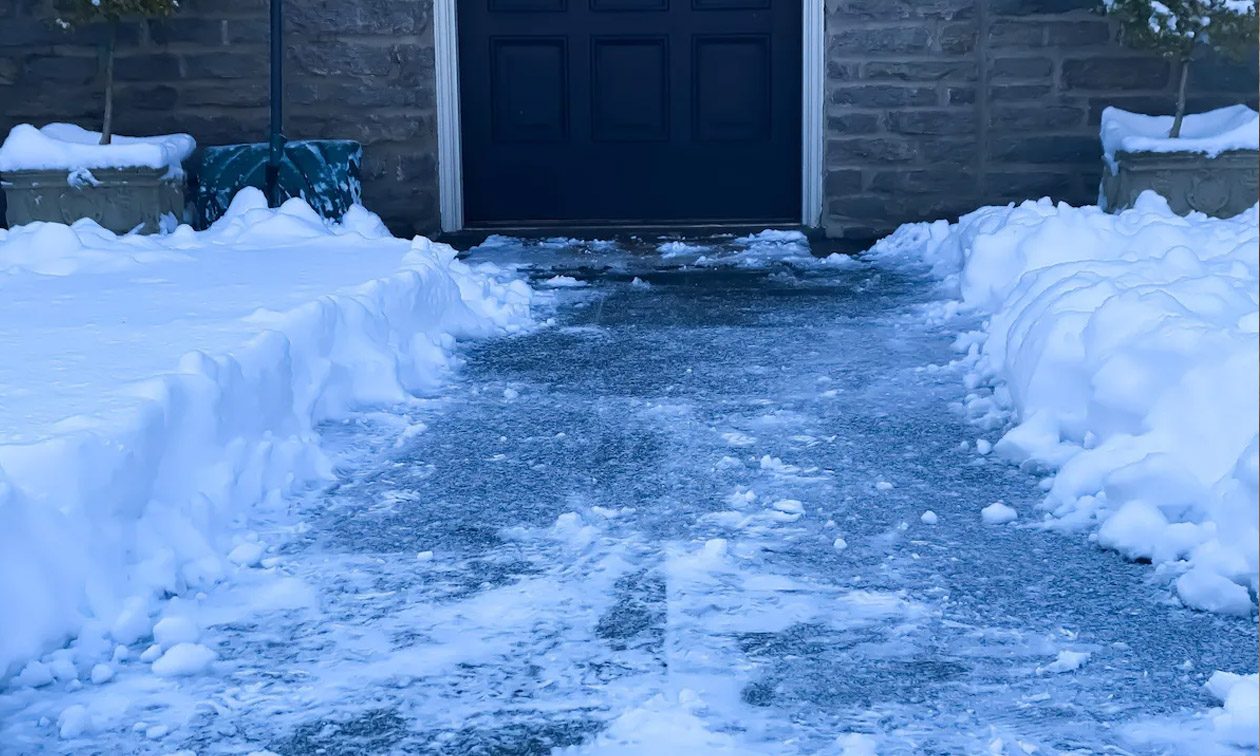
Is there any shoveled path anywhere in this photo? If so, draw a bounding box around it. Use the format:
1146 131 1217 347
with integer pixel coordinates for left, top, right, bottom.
9 239 1258 755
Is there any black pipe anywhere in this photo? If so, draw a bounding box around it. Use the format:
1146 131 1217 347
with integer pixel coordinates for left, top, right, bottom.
265 0 285 206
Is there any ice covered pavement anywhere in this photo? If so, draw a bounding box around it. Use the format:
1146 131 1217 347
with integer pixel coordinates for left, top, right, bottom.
2 237 1256 755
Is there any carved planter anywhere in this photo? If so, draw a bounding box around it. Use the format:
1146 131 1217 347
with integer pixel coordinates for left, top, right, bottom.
1100 149 1259 219
1 167 185 234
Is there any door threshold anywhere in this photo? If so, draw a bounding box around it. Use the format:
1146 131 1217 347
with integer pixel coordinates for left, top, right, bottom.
439 221 813 251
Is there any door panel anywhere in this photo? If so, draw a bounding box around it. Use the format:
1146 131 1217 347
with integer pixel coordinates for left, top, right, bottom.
591 37 669 142
459 0 801 224
490 38 569 142
693 36 770 142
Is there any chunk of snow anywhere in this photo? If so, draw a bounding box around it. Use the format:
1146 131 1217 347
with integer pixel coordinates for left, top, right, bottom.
975 439 993 456
227 541 266 567
833 538 849 551
250 577 318 611
657 240 707 257
920 510 939 525
57 705 92 739
1176 569 1255 616
152 616 200 648
0 123 195 174
151 642 216 677
110 597 151 646
539 275 586 288
772 499 805 514
702 538 728 558
416 550 435 561
89 663 114 684
1205 672 1260 747
875 480 894 491
15 661 54 688
1039 650 1090 674
981 502 1017 525
837 733 878 756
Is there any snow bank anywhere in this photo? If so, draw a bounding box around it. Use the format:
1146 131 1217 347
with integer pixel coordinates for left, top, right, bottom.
1101 105 1260 171
0 189 533 677
869 193 1259 616
0 123 196 175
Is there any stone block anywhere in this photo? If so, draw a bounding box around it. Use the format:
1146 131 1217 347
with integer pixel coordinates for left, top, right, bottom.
939 22 978 53
824 169 864 195
863 60 977 81
828 26 932 55
24 54 98 84
990 104 1085 131
987 20 1045 47
147 17 225 46
830 85 937 108
989 135 1099 164
990 57 1054 80
826 112 881 134
827 137 917 164
870 169 978 194
887 109 976 136
1061 57 1171 90
182 51 268 79
114 53 181 82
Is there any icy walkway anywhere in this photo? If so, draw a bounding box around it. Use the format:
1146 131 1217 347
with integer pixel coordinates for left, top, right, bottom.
4 239 1256 755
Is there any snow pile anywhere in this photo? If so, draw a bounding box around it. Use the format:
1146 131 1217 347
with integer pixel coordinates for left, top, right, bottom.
1204 671 1259 747
869 193 1259 616
1100 105 1260 170
696 230 857 269
0 123 196 175
0 189 533 678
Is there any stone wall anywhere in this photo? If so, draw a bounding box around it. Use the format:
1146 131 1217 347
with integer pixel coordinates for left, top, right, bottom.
0 0 439 236
2 0 1256 238
823 0 1260 240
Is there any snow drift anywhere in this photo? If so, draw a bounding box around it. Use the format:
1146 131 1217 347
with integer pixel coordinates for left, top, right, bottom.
0 190 534 677
870 193 1259 615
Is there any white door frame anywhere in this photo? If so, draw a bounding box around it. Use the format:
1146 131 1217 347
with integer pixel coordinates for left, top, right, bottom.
434 0 826 233
434 0 464 233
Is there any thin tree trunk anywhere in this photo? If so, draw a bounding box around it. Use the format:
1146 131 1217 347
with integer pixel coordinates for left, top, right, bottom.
1169 58 1190 139
100 19 117 145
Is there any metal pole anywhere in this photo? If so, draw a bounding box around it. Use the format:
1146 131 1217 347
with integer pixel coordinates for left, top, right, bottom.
266 0 285 206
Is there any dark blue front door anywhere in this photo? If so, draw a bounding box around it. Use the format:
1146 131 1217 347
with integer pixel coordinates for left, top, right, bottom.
458 0 802 226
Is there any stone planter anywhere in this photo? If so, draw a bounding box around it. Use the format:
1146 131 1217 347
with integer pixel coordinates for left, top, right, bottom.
1100 149 1259 219
1 167 185 234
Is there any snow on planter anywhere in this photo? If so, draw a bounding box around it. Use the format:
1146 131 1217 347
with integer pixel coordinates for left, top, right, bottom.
0 123 195 175
0 189 534 677
1100 105 1260 170
869 193 1259 616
